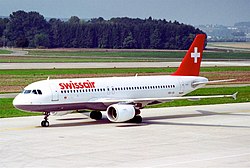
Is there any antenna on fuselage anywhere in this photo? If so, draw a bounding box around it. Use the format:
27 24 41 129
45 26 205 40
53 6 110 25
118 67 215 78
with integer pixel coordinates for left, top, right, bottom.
47 76 50 80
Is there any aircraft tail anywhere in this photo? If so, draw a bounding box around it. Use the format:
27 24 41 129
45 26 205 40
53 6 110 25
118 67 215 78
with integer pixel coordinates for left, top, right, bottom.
172 34 206 76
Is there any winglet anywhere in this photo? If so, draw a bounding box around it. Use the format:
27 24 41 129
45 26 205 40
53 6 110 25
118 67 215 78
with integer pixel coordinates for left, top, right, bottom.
172 34 206 76
232 92 238 100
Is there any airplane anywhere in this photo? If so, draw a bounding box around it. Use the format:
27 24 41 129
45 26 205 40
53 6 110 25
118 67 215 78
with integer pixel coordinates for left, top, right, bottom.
13 34 237 127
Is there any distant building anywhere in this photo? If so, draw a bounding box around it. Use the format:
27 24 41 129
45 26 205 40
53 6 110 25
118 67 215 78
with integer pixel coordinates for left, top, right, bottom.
197 22 250 42
246 33 250 42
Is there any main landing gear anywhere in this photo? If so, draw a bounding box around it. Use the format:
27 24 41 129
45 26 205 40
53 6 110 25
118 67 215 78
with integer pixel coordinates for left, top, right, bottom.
90 111 102 120
41 112 50 127
130 115 142 123
130 109 142 123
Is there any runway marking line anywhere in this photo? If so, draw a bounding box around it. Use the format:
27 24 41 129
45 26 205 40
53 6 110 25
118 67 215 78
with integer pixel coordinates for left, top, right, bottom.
162 152 250 166
0 126 38 132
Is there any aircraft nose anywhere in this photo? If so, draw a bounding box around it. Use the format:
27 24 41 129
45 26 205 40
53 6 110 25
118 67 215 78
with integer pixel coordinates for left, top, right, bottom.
13 94 21 108
13 94 27 111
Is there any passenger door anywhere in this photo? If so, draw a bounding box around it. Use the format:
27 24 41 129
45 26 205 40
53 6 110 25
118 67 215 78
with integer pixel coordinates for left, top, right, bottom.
50 83 59 101
179 79 185 95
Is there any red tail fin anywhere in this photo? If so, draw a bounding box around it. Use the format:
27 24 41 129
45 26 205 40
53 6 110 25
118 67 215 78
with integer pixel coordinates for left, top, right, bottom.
172 34 206 76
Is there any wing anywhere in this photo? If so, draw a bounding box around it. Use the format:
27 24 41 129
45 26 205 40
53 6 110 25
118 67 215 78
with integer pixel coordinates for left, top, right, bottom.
89 92 237 107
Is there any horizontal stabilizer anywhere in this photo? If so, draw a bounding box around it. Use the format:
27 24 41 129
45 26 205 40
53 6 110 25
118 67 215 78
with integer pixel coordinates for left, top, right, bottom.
192 79 236 86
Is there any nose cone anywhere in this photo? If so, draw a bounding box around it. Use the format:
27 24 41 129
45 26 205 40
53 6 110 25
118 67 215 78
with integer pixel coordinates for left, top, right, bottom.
13 94 28 111
13 94 21 108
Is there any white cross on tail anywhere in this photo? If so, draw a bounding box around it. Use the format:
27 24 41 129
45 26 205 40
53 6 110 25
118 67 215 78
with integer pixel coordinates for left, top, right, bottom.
191 47 200 63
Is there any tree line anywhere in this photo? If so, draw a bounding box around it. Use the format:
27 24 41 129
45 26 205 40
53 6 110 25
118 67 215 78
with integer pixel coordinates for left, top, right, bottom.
0 10 205 49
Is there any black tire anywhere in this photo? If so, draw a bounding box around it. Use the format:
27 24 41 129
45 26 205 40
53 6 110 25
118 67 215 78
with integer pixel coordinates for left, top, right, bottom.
95 112 102 120
41 121 45 127
45 121 49 127
41 120 49 127
130 115 142 123
90 111 102 120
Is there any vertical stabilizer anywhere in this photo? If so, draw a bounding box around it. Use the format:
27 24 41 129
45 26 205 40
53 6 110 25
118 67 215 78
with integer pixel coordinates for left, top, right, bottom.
172 34 206 76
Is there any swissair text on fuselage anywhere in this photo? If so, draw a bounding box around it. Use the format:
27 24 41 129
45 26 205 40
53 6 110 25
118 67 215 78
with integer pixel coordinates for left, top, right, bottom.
59 80 95 90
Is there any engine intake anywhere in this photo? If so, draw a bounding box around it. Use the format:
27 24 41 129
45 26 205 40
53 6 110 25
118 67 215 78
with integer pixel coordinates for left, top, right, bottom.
107 104 135 122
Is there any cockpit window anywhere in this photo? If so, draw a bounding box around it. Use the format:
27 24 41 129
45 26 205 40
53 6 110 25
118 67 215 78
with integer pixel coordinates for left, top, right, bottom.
37 90 42 95
32 90 38 94
22 89 42 95
23 90 31 94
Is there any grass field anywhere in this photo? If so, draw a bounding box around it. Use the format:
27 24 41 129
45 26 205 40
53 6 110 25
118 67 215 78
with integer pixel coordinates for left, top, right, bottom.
1 66 250 75
0 98 40 118
208 42 250 50
1 86 249 118
0 49 12 54
27 50 250 59
0 49 249 63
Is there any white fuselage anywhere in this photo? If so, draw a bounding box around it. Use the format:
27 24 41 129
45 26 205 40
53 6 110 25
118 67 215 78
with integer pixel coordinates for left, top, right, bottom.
13 75 207 113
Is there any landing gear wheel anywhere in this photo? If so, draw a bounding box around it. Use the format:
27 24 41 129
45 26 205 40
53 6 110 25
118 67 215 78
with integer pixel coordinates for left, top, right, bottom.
41 112 50 127
41 120 49 127
130 115 142 123
90 111 102 120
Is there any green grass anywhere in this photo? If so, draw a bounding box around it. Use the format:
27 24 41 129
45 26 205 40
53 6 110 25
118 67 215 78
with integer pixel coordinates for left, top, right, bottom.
0 50 248 63
0 98 40 118
28 50 185 58
23 50 250 61
204 52 250 59
0 66 249 76
0 50 12 54
0 86 249 118
27 50 250 59
0 67 172 75
0 56 166 63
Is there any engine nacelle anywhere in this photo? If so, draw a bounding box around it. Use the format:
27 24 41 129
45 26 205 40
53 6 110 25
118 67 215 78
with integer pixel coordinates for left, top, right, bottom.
107 104 135 122
50 111 73 116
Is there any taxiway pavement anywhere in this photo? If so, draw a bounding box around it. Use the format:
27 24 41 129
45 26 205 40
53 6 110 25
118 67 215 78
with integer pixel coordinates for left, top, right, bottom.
1 61 250 69
1 103 250 167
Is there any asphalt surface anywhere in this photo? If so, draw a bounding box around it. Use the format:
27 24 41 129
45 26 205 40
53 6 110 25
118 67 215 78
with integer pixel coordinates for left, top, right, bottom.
1 103 250 167
1 61 250 69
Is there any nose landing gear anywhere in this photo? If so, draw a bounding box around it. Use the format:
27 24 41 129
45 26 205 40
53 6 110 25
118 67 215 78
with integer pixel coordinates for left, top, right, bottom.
41 112 50 127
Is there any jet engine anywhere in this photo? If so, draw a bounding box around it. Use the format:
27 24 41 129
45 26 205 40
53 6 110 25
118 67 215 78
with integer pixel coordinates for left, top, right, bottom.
107 104 135 122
